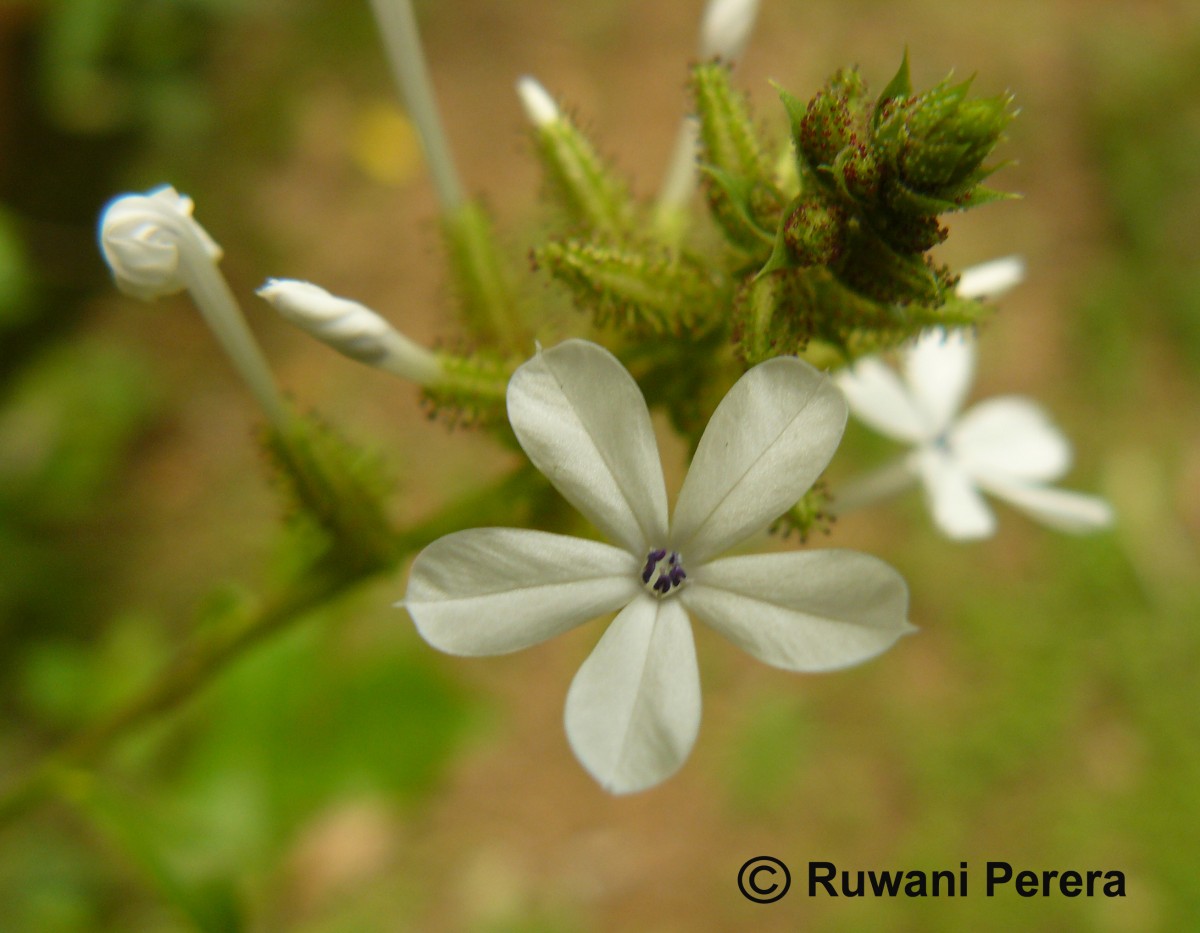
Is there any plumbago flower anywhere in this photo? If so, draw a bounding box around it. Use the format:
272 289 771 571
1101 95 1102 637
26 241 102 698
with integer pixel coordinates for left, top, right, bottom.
836 330 1114 540
402 339 912 794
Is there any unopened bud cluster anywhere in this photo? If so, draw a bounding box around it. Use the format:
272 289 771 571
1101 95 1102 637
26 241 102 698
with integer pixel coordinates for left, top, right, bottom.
678 55 1017 366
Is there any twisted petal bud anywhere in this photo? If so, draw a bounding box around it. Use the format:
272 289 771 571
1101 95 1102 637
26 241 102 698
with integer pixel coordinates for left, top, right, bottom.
98 185 287 427
698 0 761 61
258 279 442 386
99 186 221 301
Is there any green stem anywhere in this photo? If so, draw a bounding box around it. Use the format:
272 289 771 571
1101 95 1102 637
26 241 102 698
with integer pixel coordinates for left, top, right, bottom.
442 201 526 351
0 468 541 831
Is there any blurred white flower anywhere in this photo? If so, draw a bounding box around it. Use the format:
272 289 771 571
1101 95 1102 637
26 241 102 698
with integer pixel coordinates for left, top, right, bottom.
699 0 762 61
955 255 1026 301
403 339 912 794
836 330 1114 539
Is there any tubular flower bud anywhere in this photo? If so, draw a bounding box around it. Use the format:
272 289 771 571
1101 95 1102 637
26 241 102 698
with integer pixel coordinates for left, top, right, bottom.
98 185 287 427
956 255 1025 300
258 279 442 386
698 0 762 61
99 186 221 302
516 75 560 128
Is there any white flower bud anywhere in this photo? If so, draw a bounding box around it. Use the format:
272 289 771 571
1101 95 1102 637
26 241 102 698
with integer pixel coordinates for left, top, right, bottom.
957 255 1026 300
258 279 442 386
698 0 762 61
99 185 287 427
516 75 560 128
99 186 221 302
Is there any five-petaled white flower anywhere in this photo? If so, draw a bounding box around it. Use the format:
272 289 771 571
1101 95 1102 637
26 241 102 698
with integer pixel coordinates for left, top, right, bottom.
402 339 912 794
836 330 1114 540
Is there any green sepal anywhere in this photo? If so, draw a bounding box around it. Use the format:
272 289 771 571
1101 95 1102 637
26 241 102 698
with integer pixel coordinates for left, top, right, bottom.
834 222 946 307
733 267 815 365
535 238 714 336
953 183 1021 210
532 110 636 237
442 201 527 353
421 349 512 427
831 144 882 205
882 178 963 217
782 70 868 174
699 165 778 253
692 61 783 253
692 61 770 183
266 412 400 577
872 50 913 131
771 482 834 542
782 194 847 266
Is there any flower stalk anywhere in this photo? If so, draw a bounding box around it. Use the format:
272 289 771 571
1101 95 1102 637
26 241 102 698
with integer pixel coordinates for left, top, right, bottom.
366 0 463 212
367 0 525 351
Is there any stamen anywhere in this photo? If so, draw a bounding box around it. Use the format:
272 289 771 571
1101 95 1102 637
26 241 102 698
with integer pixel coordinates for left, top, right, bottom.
641 548 687 598
642 548 667 583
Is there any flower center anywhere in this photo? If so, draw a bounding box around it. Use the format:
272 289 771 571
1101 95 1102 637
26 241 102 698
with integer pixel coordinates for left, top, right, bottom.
641 547 687 598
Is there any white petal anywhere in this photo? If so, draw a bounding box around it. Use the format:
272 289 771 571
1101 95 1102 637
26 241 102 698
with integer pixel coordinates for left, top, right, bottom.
681 551 913 672
904 329 975 437
956 255 1025 300
672 357 847 563
507 340 668 555
951 396 1073 483
836 358 931 443
564 595 700 794
914 447 996 540
975 476 1116 534
403 528 639 656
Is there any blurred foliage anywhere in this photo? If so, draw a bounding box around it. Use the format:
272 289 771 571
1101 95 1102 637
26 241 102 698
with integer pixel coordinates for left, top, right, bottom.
1075 20 1200 387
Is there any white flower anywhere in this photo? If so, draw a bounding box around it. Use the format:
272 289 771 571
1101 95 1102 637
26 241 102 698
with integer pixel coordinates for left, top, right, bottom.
836 330 1114 540
402 339 912 794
